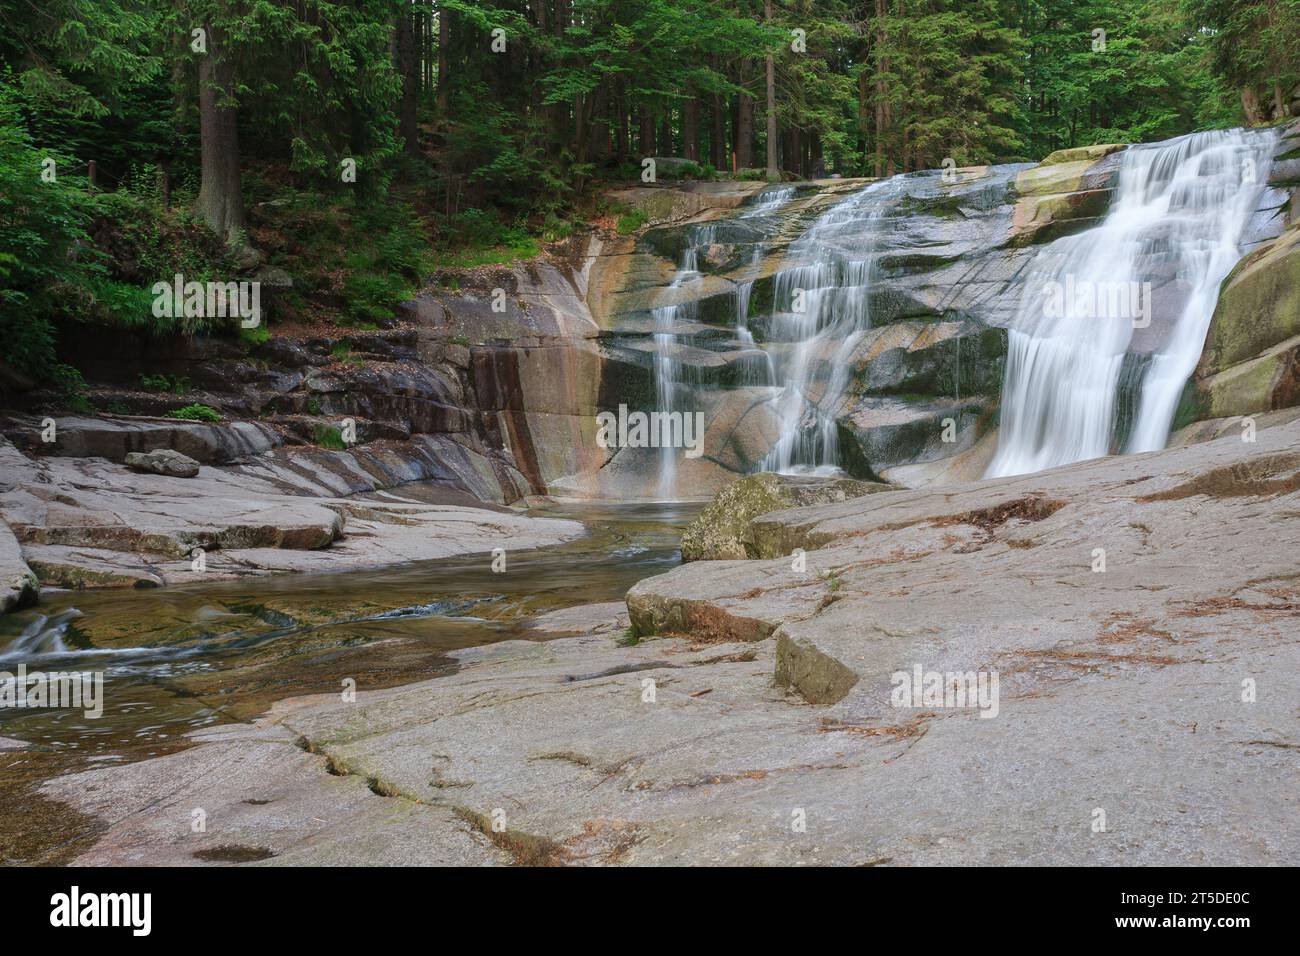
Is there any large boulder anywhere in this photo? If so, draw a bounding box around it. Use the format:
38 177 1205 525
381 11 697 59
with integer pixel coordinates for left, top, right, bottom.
679 471 892 561
838 395 996 480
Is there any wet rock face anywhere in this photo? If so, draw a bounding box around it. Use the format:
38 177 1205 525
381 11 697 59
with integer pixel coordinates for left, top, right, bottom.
593 129 1295 489
23 255 619 503
1187 212 1300 423
1178 121 1300 429
590 162 1064 487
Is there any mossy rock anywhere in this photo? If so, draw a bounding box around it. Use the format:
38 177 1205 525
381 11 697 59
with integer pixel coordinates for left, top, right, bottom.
1038 144 1127 167
1199 226 1300 376
680 472 892 561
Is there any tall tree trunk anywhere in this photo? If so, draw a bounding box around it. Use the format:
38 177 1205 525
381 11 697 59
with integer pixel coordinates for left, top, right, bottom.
197 23 245 243
396 4 420 155
1240 86 1266 125
857 66 868 172
874 0 886 177
659 111 673 155
683 94 699 161
765 0 777 179
616 81 628 165
711 91 726 169
736 60 754 169
639 107 655 156
436 2 450 114
422 1 431 94
588 82 611 165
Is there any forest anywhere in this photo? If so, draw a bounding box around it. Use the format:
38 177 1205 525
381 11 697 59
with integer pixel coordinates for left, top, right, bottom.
1 0 1297 395
2 0 1300 878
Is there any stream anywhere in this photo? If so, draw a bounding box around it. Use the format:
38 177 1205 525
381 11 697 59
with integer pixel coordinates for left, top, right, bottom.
0 499 697 862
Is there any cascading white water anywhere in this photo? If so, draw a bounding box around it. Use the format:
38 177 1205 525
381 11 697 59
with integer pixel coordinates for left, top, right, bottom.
0 610 80 662
650 225 710 497
652 186 794 497
987 129 1275 478
763 178 898 473
733 185 795 388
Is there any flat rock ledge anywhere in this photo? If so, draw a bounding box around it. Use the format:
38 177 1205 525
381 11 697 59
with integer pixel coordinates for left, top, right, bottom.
37 420 1300 865
0 435 583 593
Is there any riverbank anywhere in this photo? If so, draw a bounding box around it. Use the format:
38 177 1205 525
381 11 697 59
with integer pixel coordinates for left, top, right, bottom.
18 420 1299 865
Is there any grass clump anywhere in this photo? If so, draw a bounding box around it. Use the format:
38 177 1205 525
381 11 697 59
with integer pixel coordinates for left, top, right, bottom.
615 208 648 235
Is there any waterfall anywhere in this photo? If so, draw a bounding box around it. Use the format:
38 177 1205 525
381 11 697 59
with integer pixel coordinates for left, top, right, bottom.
763 178 899 473
652 185 795 497
650 225 710 497
987 129 1275 479
733 187 796 388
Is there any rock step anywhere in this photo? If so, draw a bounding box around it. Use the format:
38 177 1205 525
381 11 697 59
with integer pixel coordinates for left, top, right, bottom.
3 415 281 464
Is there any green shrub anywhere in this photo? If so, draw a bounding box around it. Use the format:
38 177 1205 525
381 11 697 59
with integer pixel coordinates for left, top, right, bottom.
50 365 91 412
139 373 190 393
312 423 347 450
0 90 96 376
165 403 221 422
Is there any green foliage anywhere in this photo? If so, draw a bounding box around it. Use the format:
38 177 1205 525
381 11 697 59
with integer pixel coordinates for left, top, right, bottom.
50 364 91 412
312 423 347 450
1182 0 1300 123
166 0 402 187
166 402 221 422
239 323 270 346
0 87 97 375
615 209 649 235
0 0 159 120
246 181 434 326
139 373 191 393
2 0 1295 399
1019 0 1235 156
433 209 540 266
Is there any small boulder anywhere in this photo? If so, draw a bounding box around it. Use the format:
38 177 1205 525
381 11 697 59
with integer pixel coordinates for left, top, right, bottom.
680 471 893 561
124 448 201 478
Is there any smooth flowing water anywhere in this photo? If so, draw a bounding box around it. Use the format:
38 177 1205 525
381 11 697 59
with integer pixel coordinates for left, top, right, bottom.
987 129 1275 478
652 186 795 497
763 178 900 473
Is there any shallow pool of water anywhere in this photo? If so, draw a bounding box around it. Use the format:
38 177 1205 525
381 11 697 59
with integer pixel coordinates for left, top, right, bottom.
0 500 698 761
